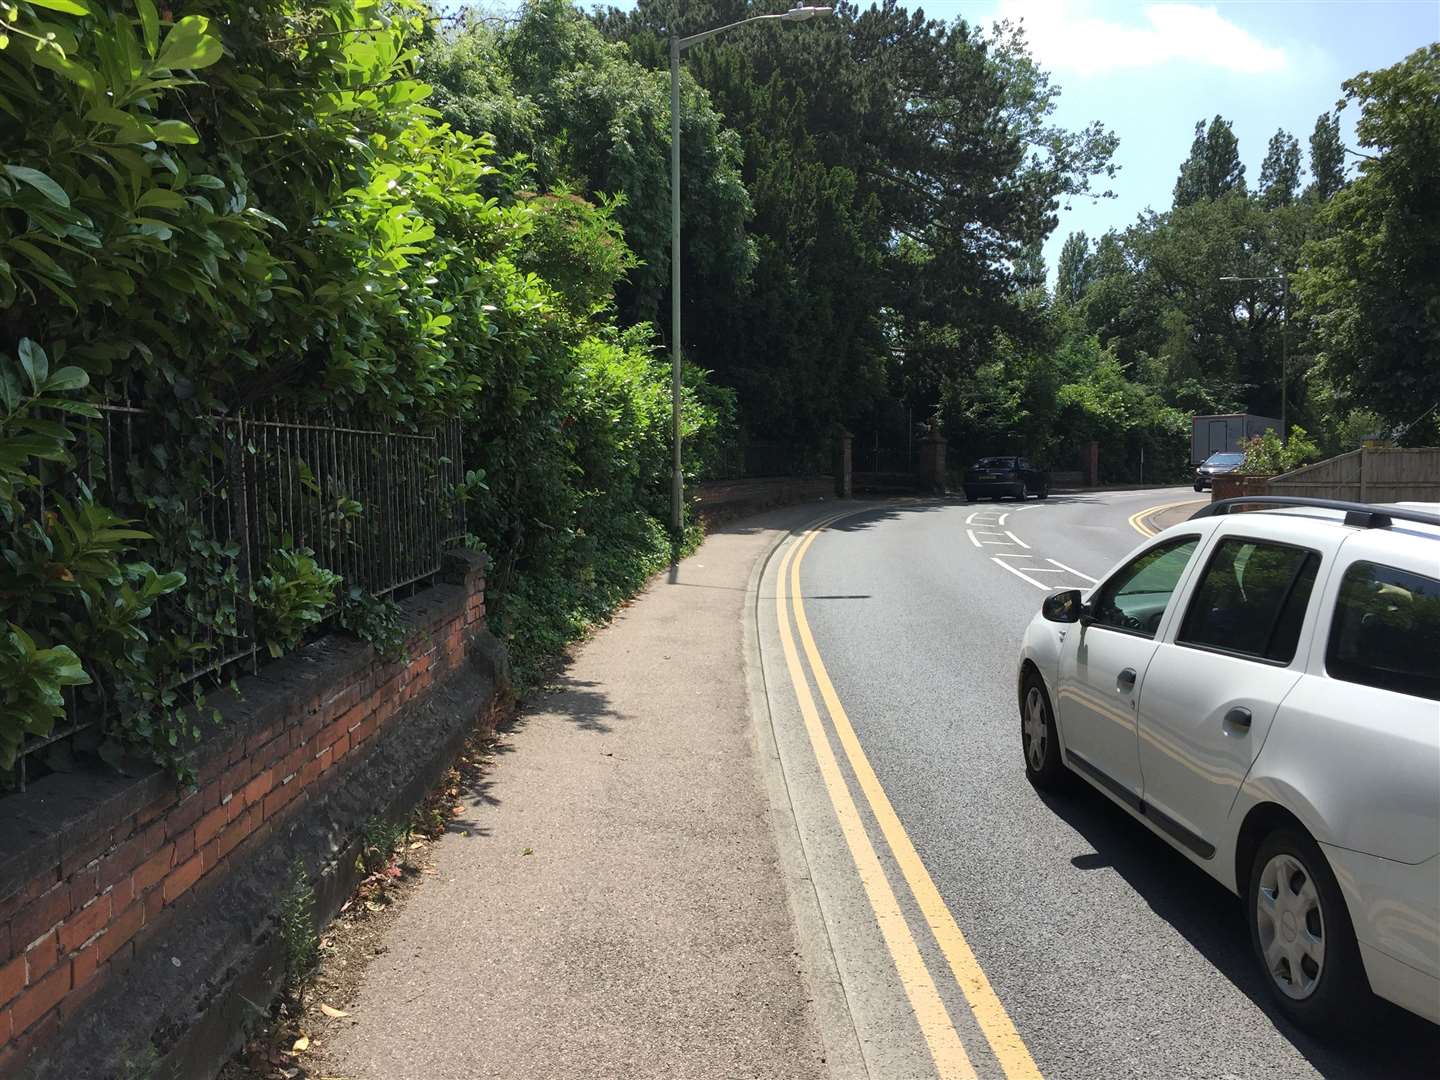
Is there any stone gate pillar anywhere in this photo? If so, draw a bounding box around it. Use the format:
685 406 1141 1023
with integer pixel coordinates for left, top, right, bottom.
833 430 853 498
917 433 947 494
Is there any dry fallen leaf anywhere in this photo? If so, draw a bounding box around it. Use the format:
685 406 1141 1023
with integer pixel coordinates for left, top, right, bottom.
320 1004 350 1019
292 1034 310 1053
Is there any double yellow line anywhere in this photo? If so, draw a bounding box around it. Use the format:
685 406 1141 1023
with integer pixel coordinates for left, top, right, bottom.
1128 499 1201 538
774 514 1043 1080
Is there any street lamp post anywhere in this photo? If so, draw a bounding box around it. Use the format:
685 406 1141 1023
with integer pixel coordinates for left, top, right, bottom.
1219 271 1290 438
669 5 832 534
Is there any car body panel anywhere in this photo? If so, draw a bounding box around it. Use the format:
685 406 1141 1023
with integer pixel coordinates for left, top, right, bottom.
1057 626 1155 798
1138 647 1302 860
1357 942 1440 1026
1328 846 1440 1022
1250 677 1440 864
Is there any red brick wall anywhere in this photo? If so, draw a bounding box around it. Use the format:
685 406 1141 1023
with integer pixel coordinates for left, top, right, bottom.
692 477 835 529
0 557 487 1072
1210 473 1271 501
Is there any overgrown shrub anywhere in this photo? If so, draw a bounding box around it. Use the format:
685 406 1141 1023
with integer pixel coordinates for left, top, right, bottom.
253 548 341 659
0 0 731 774
1240 426 1321 475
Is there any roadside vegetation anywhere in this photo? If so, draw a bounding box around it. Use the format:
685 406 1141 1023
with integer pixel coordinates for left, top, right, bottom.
587 6 1435 481
1 0 1435 778
0 0 729 780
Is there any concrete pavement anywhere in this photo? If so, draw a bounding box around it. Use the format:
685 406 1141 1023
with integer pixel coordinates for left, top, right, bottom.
325 503 853 1080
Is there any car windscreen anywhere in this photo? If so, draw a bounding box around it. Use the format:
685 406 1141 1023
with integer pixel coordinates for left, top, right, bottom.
973 457 1016 469
1205 453 1244 465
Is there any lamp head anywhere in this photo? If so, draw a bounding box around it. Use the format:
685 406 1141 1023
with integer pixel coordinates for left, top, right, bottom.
783 5 833 20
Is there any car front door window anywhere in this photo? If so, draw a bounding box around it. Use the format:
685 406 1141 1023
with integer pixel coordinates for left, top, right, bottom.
1090 537 1200 638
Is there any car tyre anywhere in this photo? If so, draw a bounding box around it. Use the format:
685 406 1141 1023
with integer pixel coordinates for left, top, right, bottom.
964 488 977 502
1037 483 1049 500
1246 828 1370 1032
1194 479 1205 492
1020 671 1068 790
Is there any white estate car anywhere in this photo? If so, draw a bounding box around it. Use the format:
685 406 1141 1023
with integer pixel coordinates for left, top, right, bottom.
1017 497 1440 1030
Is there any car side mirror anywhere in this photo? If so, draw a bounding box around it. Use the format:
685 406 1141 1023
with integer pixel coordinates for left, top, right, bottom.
1042 589 1084 624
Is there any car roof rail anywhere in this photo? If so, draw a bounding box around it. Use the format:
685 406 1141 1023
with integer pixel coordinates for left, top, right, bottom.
1190 496 1440 531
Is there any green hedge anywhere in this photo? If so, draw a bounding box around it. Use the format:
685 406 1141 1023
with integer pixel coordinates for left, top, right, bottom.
0 0 727 778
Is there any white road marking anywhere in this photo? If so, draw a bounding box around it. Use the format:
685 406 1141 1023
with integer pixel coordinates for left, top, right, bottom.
991 558 1055 590
990 553 1032 559
981 540 1018 546
1014 567 1066 573
1045 558 1098 583
965 511 998 526
1004 531 1031 549
966 528 982 548
997 513 1009 526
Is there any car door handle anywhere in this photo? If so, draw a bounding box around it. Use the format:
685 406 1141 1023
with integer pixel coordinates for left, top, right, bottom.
1116 667 1137 692
1224 706 1253 729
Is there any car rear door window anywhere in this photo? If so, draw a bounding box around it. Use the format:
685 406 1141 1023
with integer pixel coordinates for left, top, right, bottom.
1090 536 1200 638
1178 539 1320 663
1327 562 1440 700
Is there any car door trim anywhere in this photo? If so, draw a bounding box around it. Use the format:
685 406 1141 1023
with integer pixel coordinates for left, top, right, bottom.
1066 748 1142 811
1066 748 1217 861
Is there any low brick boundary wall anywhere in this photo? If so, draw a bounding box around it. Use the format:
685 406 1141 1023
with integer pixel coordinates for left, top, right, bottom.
693 476 835 529
0 550 506 1078
1210 473 1272 501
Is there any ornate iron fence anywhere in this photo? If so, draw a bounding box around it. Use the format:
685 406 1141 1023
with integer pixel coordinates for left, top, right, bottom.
12 405 466 788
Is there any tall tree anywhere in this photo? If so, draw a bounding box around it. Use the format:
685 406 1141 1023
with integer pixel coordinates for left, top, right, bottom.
1173 116 1246 207
594 0 1116 446
1306 110 1347 201
1055 230 1094 305
1015 238 1047 293
1259 128 1302 207
424 0 754 334
1297 45 1440 441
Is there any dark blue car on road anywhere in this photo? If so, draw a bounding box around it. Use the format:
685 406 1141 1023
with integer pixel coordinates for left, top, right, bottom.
963 456 1050 501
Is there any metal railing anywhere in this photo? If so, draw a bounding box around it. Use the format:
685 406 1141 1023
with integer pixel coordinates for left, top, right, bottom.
12 404 466 788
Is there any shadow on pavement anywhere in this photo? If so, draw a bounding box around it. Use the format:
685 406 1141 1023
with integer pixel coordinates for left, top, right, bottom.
1039 784 1440 1079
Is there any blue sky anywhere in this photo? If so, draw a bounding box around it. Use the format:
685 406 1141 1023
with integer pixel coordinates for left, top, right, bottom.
928 0 1440 278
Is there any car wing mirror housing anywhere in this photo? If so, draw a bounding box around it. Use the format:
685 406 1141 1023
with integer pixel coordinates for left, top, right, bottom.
1042 589 1085 624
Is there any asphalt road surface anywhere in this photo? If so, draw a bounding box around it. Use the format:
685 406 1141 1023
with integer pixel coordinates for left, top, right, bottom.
757 487 1440 1080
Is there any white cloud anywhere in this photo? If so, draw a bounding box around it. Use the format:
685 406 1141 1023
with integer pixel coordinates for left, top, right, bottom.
993 0 1288 76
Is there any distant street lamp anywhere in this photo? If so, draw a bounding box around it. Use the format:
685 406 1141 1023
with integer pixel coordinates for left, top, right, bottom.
1219 271 1290 438
669 6 833 533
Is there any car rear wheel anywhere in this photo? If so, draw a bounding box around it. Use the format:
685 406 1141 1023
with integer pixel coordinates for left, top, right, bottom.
1020 671 1067 789
1247 829 1369 1031
1037 483 1049 500
1194 480 1205 492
